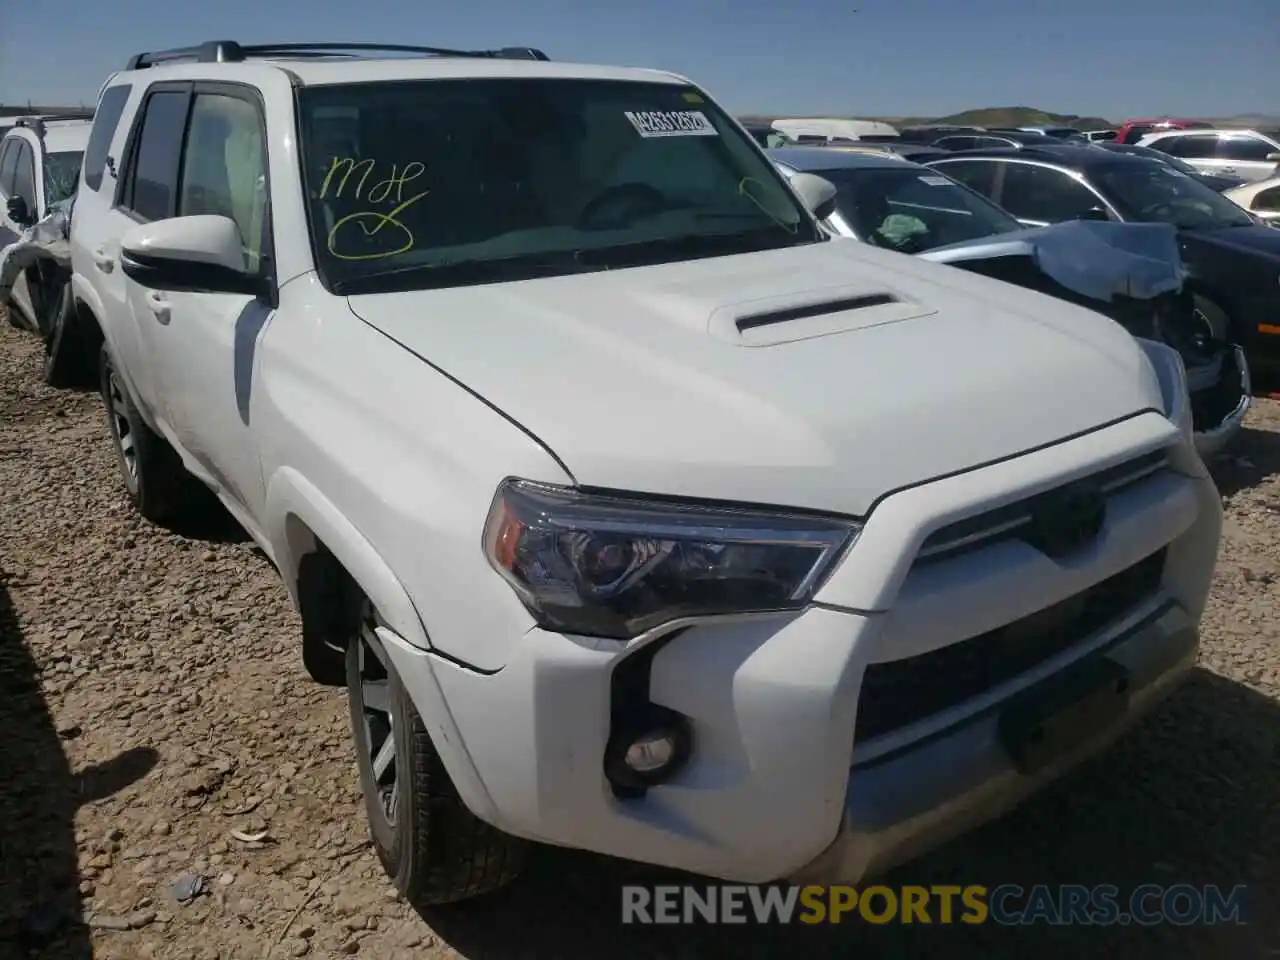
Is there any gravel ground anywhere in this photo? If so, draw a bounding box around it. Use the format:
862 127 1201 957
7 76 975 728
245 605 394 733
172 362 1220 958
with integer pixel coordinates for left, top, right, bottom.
1 314 1278 960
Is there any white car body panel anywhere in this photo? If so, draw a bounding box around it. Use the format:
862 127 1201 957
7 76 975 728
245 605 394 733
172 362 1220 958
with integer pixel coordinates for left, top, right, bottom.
67 51 1223 889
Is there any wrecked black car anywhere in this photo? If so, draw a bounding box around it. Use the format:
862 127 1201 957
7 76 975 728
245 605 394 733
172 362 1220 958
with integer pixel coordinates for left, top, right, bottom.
769 146 1250 457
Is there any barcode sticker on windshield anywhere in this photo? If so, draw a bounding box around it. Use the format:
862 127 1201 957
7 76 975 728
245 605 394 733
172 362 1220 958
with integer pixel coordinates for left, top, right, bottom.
624 110 718 138
919 175 951 186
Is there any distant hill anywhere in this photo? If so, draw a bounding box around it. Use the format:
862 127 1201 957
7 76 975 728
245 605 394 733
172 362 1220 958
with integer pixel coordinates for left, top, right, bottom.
924 106 1113 130
741 107 1280 133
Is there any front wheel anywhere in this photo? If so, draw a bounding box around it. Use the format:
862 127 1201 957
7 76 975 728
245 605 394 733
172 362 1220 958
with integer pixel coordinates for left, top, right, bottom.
1192 294 1232 342
346 601 526 906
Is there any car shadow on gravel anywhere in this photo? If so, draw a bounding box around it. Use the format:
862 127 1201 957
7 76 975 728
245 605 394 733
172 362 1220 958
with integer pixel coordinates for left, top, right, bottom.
0 576 159 958
1210 426 1280 497
419 667 1277 960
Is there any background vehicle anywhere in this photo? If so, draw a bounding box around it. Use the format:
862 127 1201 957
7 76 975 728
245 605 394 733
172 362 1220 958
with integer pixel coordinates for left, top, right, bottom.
897 124 985 143
1114 118 1211 145
1138 128 1280 184
0 116 89 335
740 120 797 149
925 146 1280 369
1013 125 1082 140
771 117 899 142
1224 176 1280 226
821 141 952 163
932 129 1058 151
1083 129 1118 142
67 38 1222 908
1098 142 1246 192
772 146 1250 456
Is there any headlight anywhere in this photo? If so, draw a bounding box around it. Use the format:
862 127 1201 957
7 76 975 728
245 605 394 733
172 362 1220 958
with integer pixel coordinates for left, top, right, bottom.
1137 337 1192 437
483 480 860 640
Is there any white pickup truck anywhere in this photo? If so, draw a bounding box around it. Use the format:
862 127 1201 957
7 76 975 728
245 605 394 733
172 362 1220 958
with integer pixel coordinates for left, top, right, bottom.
65 39 1222 906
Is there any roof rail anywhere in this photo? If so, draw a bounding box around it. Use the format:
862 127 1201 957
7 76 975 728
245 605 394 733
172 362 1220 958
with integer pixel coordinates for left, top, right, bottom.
14 113 92 126
126 40 550 69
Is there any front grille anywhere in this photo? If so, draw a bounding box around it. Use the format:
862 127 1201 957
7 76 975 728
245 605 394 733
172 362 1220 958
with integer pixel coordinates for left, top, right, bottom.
854 547 1166 744
1189 348 1245 433
915 447 1169 566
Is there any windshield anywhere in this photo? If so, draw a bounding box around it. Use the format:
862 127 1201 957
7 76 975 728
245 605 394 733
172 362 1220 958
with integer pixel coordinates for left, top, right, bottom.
297 79 822 293
813 165 1022 252
1093 161 1255 229
43 150 83 206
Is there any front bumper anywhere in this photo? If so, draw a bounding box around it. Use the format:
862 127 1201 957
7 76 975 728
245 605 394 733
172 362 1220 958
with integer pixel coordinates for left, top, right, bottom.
381 413 1222 884
1189 344 1250 459
790 603 1197 884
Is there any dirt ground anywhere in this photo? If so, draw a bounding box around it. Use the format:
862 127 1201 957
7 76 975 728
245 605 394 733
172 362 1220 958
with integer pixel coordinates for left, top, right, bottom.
1 315 1278 960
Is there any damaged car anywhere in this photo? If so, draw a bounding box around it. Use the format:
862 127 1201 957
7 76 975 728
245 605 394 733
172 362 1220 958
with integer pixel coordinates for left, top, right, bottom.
770 147 1250 458
0 115 89 385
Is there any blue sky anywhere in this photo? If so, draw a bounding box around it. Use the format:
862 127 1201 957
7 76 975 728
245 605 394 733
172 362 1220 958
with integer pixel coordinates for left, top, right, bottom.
2 0 1276 119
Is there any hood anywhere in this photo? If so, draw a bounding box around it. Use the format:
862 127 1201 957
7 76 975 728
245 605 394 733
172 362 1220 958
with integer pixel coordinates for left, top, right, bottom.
1182 223 1280 259
347 239 1160 516
920 220 1183 304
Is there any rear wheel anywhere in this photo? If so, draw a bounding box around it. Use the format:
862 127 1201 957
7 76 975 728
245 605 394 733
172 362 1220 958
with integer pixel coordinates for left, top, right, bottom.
99 344 211 525
43 285 94 387
346 600 526 905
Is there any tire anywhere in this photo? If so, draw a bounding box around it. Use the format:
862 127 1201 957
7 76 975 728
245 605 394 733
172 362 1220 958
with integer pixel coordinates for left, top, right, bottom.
346 601 526 905
43 285 94 388
98 344 211 525
1191 294 1231 342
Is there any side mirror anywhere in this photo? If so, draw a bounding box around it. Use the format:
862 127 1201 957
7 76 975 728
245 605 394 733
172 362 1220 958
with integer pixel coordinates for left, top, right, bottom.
788 172 839 221
119 215 267 297
7 195 33 227
1266 152 1280 163
1078 206 1110 222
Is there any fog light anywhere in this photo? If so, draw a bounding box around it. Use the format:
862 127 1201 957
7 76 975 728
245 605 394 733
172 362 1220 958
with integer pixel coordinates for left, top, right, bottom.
625 730 678 774
604 708 693 798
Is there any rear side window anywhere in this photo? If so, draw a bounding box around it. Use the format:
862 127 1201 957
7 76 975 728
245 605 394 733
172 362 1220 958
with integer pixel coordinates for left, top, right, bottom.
13 142 36 209
84 84 133 192
120 88 190 221
930 159 998 198
1160 135 1217 159
0 140 16 194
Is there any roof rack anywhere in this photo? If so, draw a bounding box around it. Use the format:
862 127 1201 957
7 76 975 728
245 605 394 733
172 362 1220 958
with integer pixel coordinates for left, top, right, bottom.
126 41 550 70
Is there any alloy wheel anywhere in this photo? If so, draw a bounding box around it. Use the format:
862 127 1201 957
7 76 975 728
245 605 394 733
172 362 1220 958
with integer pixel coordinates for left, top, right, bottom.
355 606 399 828
106 368 138 486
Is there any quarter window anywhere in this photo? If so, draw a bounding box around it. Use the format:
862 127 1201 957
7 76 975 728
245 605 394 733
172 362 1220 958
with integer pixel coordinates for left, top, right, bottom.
1217 137 1279 162
178 93 270 272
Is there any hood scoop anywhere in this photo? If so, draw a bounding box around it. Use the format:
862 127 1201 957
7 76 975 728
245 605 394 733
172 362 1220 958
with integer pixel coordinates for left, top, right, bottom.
709 283 938 346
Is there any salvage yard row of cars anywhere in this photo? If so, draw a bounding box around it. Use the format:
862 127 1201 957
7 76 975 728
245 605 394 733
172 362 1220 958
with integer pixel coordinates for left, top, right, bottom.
0 41 1264 908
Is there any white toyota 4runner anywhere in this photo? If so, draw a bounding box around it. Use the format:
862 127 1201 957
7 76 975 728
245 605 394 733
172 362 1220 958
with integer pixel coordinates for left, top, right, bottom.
68 41 1222 905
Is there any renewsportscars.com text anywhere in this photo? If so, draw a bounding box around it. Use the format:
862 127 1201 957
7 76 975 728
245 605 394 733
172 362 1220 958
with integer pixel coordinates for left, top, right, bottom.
621 883 1249 926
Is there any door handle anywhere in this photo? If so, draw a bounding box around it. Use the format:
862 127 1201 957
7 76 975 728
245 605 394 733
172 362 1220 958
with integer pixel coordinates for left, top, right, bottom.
92 247 115 273
1220 167 1237 174
146 290 171 324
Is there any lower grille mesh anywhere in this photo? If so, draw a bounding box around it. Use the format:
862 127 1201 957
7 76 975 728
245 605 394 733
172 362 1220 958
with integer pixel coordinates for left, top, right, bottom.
854 547 1167 744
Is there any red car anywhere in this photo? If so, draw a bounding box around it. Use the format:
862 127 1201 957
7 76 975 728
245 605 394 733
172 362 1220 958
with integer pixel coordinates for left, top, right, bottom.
1114 118 1211 145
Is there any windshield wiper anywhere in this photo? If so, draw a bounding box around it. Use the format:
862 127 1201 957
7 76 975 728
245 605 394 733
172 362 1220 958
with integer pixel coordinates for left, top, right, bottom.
331 251 599 295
